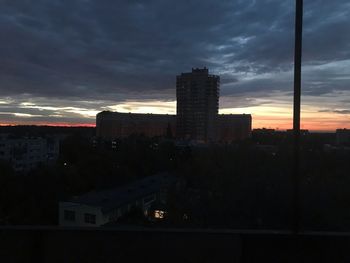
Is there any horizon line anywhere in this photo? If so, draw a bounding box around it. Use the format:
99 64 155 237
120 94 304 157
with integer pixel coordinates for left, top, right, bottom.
0 123 344 133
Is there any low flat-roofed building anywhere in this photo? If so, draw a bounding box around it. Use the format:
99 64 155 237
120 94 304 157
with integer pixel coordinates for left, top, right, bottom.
96 111 176 139
96 111 252 143
59 173 178 227
218 114 252 142
336 129 350 145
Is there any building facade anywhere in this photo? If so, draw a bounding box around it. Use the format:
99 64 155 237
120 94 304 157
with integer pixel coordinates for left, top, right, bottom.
176 68 219 142
96 111 176 139
0 135 59 172
218 114 252 142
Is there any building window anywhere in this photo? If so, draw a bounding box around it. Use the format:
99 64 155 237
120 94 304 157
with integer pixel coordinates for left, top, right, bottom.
84 213 96 224
64 210 75 221
154 210 165 219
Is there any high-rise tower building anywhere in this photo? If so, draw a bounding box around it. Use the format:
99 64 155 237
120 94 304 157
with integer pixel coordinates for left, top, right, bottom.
176 67 219 142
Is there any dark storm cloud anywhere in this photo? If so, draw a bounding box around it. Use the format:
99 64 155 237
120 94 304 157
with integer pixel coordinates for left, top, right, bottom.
334 110 350 114
0 0 350 121
319 109 350 115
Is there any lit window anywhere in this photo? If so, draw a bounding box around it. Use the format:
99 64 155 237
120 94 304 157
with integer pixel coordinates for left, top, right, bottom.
154 210 165 219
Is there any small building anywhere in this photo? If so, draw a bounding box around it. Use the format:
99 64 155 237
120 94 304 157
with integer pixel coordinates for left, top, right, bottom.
59 173 178 227
336 129 350 145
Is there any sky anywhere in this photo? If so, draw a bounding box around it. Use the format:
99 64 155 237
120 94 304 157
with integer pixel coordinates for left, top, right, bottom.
0 0 349 131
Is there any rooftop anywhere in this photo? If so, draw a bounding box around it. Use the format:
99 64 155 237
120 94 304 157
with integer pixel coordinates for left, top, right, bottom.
69 173 178 213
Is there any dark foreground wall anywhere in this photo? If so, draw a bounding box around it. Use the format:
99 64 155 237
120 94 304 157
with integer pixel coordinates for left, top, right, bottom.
1 227 350 262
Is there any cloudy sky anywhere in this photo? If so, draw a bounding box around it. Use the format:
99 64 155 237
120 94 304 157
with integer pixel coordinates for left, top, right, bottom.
0 0 349 130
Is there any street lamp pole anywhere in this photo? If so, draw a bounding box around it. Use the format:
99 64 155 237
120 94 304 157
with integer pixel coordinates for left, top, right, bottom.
293 0 303 234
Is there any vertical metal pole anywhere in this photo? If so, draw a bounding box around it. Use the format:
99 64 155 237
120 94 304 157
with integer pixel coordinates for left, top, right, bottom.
293 0 303 234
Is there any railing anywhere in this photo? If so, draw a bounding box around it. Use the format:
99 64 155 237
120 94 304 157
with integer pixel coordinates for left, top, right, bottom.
1 226 350 262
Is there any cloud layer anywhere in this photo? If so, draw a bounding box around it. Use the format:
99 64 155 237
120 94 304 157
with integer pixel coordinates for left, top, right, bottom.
0 0 349 129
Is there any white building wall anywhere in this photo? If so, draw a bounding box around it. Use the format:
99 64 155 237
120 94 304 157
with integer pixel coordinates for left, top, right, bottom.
59 193 160 227
59 202 110 227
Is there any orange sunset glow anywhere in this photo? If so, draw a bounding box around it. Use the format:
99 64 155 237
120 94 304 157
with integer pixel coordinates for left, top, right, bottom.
2 98 348 131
